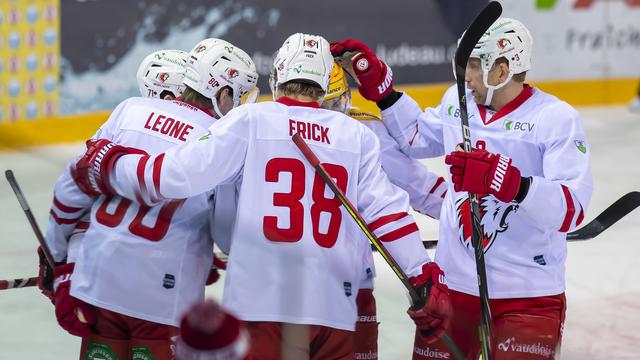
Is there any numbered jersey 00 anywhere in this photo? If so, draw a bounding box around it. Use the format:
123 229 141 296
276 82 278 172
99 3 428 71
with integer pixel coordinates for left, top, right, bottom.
70 97 216 326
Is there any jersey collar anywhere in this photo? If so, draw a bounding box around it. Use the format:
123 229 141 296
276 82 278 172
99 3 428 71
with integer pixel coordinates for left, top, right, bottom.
276 96 320 108
476 84 534 125
173 98 217 118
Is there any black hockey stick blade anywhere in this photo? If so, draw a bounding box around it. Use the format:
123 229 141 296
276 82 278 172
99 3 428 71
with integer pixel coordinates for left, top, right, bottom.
454 1 503 79
567 191 640 241
5 169 56 267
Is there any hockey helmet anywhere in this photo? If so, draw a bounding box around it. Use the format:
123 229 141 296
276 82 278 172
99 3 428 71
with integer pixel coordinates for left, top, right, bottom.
137 49 188 99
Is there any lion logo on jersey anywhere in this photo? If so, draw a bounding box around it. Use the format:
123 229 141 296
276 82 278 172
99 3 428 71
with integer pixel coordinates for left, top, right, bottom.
455 195 518 252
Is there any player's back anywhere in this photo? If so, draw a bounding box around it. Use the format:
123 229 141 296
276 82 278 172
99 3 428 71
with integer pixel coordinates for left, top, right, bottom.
223 98 389 331
72 97 216 326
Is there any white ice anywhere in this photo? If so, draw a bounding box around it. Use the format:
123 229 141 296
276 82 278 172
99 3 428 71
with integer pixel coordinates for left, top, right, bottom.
0 106 638 359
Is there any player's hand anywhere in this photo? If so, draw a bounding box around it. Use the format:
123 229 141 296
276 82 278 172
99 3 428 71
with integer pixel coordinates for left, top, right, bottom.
73 139 146 197
445 147 522 203
206 255 227 286
330 38 393 102
407 262 452 343
37 246 55 302
53 263 96 337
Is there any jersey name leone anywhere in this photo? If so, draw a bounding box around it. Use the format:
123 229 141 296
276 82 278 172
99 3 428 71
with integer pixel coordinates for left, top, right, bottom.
144 112 194 142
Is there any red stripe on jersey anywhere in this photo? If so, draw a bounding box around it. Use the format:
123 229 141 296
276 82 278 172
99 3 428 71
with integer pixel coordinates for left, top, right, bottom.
368 212 408 232
75 221 90 230
576 207 585 227
441 190 447 199
559 185 575 232
379 223 419 242
153 154 165 196
53 196 83 213
136 156 150 196
429 177 446 194
49 209 80 225
408 124 419 146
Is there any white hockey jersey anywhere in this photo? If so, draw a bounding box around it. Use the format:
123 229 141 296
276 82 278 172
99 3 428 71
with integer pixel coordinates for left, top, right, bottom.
45 97 236 326
110 97 431 331
348 107 446 290
382 85 593 298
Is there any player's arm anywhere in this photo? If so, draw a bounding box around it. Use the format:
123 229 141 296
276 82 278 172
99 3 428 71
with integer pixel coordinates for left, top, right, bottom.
445 104 593 232
514 105 593 232
330 38 446 159
357 127 431 276
357 127 452 341
363 119 446 219
74 106 250 205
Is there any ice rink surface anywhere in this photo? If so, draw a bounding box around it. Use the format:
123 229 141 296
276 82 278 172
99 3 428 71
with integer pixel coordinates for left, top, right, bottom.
0 106 638 359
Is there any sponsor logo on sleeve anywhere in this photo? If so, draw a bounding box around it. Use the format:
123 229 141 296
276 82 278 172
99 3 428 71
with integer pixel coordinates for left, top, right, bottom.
574 139 587 154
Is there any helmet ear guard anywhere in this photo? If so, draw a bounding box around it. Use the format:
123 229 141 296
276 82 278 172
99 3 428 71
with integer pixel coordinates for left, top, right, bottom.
136 50 188 99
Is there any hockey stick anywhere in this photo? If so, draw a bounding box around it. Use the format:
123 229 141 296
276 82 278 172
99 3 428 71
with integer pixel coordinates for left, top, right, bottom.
568 191 640 241
399 191 640 250
292 133 465 360
453 2 502 359
5 169 56 268
0 276 38 290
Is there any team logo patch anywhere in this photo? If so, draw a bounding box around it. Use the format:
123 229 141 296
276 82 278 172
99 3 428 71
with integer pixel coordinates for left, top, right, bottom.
456 195 518 253
305 39 317 48
497 38 511 49
158 72 169 82
194 45 207 53
343 282 352 297
356 57 369 71
227 68 239 78
163 274 175 289
574 140 587 154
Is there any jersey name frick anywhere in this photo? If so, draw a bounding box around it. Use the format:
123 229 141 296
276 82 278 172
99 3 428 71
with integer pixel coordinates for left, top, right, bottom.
490 155 511 192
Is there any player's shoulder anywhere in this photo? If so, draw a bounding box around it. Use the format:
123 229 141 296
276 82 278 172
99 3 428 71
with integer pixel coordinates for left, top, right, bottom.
530 87 581 123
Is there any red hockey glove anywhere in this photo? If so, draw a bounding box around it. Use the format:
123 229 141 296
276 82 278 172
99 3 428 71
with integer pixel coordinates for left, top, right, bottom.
176 299 248 360
330 38 394 102
53 263 96 337
407 262 452 343
445 148 522 203
37 246 55 302
73 139 145 196
206 255 227 286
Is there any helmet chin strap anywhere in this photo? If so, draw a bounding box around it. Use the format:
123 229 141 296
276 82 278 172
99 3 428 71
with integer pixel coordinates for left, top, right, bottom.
482 69 513 106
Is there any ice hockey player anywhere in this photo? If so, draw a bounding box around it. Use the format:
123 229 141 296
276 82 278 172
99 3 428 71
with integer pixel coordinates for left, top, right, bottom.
72 32 453 359
42 40 258 360
37 48 191 301
321 62 447 359
331 17 593 360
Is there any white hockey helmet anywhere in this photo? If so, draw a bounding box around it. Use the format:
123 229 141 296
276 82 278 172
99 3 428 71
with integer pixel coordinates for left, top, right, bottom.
137 49 188 99
269 33 334 98
184 38 259 115
470 17 533 91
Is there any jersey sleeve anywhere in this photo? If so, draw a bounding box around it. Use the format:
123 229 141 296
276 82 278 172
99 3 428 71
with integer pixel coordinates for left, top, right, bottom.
380 92 447 159
357 127 431 277
43 101 130 262
362 120 446 219
111 106 250 205
518 103 593 233
44 163 94 262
